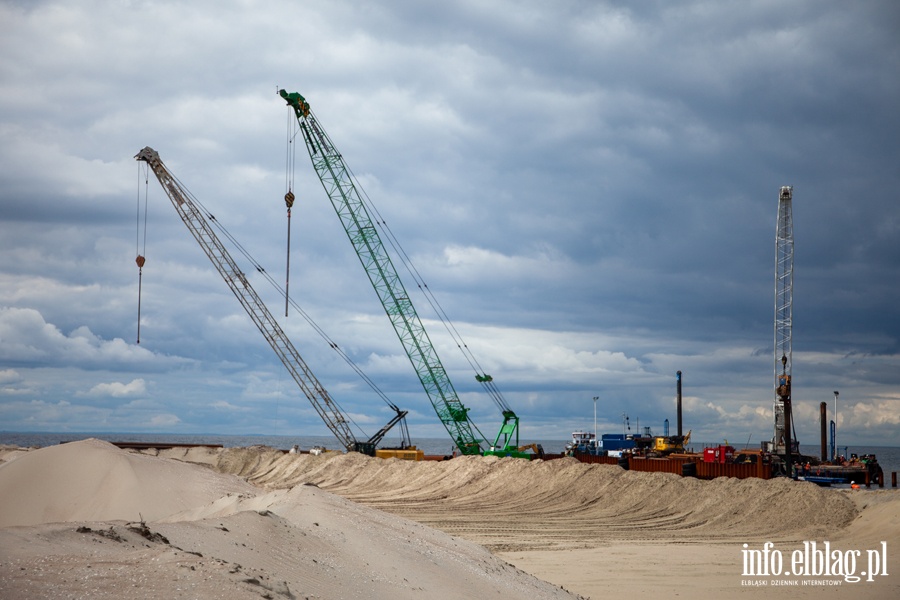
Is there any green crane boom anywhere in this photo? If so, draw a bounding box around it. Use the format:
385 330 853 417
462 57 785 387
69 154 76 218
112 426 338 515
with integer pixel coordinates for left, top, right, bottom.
280 89 495 455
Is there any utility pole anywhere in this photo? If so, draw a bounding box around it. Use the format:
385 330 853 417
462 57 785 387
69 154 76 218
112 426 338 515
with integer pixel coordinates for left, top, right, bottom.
593 396 598 441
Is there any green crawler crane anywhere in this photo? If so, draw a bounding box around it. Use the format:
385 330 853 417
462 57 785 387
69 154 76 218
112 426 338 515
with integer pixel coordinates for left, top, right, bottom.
281 89 531 458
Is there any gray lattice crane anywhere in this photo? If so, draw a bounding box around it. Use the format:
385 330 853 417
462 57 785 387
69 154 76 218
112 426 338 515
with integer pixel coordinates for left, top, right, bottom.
773 185 795 460
134 146 407 454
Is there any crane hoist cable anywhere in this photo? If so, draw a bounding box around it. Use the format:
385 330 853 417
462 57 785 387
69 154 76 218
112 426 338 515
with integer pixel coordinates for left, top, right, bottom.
182 177 399 417
283 107 300 318
135 162 150 344
343 159 513 414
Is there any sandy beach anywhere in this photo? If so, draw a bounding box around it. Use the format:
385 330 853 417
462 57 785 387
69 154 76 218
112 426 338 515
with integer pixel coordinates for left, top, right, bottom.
1 440 897 599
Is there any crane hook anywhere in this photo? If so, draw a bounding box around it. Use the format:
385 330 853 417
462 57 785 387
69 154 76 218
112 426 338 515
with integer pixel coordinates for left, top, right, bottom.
135 255 146 344
284 193 294 317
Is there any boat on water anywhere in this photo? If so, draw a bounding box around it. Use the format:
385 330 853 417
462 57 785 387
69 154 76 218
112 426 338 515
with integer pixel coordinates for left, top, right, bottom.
796 453 883 486
565 431 596 455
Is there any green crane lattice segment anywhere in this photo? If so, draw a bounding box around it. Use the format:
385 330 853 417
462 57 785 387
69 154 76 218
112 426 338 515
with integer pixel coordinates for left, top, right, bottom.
281 90 484 455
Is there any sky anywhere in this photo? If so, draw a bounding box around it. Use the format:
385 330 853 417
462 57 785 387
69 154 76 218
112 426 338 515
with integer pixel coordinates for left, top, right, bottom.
1 0 898 449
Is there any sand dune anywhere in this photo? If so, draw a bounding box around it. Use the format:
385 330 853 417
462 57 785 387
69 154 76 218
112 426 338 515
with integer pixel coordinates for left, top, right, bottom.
197 446 860 549
0 439 257 527
0 441 581 599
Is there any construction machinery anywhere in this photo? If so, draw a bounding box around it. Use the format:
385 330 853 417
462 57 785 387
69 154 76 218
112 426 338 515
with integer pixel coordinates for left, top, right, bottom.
280 89 534 458
771 185 796 461
651 430 691 455
631 429 691 456
134 146 408 455
515 443 545 458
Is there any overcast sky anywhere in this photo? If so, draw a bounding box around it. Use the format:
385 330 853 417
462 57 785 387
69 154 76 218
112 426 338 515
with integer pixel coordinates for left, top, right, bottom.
1 0 898 449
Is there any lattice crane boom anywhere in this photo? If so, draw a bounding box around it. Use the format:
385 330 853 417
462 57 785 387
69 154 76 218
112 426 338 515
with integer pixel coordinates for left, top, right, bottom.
278 90 496 455
773 185 795 457
135 146 394 453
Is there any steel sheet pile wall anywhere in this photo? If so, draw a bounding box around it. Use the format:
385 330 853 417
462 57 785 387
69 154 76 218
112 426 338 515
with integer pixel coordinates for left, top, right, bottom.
572 452 772 480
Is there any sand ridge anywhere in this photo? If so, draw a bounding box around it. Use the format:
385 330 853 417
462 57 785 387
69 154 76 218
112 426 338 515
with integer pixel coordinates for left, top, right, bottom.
200 446 860 550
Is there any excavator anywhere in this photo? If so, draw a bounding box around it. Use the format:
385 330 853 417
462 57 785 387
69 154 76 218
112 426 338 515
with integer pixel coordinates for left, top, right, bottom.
134 146 410 456
280 89 537 459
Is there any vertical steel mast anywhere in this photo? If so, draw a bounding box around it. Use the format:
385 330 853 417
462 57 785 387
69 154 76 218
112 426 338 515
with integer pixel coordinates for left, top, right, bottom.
773 186 794 458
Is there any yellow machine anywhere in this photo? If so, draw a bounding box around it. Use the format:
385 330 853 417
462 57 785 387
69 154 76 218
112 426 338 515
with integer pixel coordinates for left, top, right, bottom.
652 430 691 455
